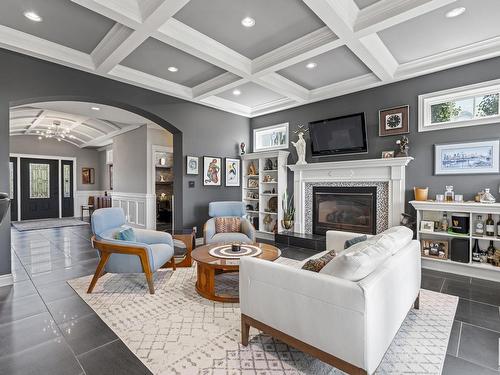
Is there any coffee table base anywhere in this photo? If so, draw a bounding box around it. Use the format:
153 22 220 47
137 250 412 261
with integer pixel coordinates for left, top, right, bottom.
195 263 239 303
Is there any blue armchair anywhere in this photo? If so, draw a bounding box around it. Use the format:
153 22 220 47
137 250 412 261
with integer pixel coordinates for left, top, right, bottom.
204 201 256 244
89 207 175 294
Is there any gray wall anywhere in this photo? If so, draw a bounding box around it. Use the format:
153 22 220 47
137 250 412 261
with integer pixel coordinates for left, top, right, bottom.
251 56 500 213
9 135 103 190
0 48 249 277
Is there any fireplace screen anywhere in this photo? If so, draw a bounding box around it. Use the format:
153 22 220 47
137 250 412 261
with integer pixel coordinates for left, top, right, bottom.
313 186 377 235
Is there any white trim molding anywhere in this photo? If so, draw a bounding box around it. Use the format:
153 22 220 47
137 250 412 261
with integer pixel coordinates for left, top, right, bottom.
288 157 413 233
0 273 14 287
418 78 500 132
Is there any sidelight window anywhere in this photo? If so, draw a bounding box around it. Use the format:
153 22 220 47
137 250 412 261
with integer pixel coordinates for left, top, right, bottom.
9 161 14 199
63 164 71 198
29 163 50 199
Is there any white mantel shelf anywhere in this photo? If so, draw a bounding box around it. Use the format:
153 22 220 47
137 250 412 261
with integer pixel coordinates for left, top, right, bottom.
288 157 414 234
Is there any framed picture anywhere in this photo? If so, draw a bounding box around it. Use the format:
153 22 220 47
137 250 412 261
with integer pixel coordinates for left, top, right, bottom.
203 157 222 186
82 167 95 184
247 178 259 189
381 150 395 158
253 123 289 152
225 158 240 187
434 139 500 175
420 220 435 233
379 105 409 136
186 156 199 175
421 239 449 259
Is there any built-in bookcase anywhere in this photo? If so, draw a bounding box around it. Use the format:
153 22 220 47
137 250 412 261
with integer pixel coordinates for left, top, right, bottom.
241 150 289 239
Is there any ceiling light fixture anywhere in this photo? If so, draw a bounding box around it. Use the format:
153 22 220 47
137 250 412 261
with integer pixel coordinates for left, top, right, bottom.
241 17 255 28
306 62 317 69
233 89 241 96
91 106 100 111
445 7 466 18
38 120 72 142
24 11 42 22
168 66 179 72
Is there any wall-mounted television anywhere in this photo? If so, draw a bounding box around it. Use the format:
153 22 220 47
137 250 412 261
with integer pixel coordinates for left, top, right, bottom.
309 113 367 157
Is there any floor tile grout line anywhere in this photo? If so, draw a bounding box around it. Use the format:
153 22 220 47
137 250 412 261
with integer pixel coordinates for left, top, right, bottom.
76 338 121 358
456 321 462 358
459 320 500 334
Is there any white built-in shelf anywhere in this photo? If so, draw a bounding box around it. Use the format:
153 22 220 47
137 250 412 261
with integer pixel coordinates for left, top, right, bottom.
261 193 278 196
244 198 259 201
262 169 278 172
418 230 467 239
244 175 259 178
261 211 277 215
243 187 258 190
246 210 259 214
262 181 278 184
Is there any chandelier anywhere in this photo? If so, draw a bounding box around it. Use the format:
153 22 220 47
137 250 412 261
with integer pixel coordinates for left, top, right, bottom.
37 120 75 142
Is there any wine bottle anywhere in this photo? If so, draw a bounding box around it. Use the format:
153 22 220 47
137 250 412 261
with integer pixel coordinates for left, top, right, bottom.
485 214 495 236
472 239 481 262
487 240 495 264
475 215 484 236
497 218 500 238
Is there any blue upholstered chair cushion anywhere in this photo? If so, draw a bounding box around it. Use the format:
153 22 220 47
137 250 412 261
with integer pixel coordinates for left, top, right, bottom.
114 227 136 242
105 243 174 274
209 201 245 217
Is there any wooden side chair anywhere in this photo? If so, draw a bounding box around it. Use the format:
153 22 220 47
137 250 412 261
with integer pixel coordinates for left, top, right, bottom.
89 207 175 294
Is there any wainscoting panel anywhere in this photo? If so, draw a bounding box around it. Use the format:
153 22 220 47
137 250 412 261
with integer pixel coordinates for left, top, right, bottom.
110 192 155 229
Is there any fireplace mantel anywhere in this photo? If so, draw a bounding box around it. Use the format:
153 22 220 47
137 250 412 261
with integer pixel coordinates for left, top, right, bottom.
287 157 414 234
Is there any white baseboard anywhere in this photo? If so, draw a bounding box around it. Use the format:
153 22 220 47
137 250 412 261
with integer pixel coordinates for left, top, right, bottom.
0 273 14 287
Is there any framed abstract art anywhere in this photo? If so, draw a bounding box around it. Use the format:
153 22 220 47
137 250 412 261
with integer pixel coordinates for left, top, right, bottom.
203 156 222 186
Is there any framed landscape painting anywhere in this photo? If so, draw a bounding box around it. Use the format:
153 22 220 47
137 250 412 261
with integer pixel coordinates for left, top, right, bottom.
253 123 289 152
434 139 500 175
225 158 240 187
203 156 222 186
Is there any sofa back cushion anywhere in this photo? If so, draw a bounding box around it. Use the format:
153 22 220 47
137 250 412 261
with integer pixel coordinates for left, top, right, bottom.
215 217 241 234
364 226 413 255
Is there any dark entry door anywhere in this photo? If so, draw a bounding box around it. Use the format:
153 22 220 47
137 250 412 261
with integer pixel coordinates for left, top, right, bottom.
9 157 17 221
61 160 74 217
20 158 59 220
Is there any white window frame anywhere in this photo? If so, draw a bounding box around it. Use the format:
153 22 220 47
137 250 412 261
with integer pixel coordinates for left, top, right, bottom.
418 78 500 132
253 122 289 152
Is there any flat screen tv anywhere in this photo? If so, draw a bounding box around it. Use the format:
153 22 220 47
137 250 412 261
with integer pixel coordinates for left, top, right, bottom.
309 113 367 157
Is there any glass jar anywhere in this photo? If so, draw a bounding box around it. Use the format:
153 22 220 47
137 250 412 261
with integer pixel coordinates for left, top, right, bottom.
444 186 454 202
440 213 449 232
480 188 496 203
475 215 484 236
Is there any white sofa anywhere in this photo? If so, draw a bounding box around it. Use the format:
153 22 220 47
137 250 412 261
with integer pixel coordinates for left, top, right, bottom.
239 227 421 375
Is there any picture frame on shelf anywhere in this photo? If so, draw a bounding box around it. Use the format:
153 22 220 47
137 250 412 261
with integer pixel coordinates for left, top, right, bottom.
420 220 435 233
253 123 289 152
225 158 240 187
421 239 448 259
203 156 222 186
247 179 259 189
434 139 500 175
186 156 199 175
381 150 395 158
379 105 409 136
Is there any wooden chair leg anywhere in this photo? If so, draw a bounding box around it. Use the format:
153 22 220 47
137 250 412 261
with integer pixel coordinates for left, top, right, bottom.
241 315 250 346
414 292 420 310
87 252 110 293
171 257 176 271
139 252 155 294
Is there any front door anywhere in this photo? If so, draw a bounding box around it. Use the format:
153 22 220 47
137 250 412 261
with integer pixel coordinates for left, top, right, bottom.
9 157 17 221
61 160 74 217
20 158 59 220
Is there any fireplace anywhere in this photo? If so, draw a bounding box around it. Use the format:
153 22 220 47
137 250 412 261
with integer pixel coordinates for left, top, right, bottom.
312 186 377 235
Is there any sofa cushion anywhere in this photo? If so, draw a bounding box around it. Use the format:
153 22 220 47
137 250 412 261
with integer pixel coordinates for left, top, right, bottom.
344 235 367 249
364 226 413 255
319 242 391 281
301 250 336 272
215 217 241 233
114 227 136 242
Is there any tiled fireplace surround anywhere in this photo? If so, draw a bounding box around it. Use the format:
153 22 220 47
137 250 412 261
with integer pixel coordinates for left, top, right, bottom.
287 157 414 234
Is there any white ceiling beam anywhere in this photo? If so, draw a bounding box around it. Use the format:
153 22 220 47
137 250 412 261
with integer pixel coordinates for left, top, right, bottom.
91 0 191 73
199 96 252 117
354 0 457 37
192 73 248 100
71 0 142 28
25 110 47 134
252 27 343 77
309 73 380 101
253 73 309 103
80 124 143 148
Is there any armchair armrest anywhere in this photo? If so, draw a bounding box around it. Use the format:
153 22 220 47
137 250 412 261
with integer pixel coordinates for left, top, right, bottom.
241 218 256 242
134 228 173 247
91 236 154 263
204 218 216 244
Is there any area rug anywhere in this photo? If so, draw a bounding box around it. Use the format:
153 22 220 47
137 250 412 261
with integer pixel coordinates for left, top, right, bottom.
11 218 89 231
68 260 458 375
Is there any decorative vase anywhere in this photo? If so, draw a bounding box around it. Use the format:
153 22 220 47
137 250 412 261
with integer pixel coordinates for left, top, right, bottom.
281 219 294 231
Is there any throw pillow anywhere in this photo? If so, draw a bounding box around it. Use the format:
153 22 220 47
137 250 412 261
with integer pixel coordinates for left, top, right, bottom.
215 217 241 233
344 235 367 249
301 250 336 272
114 227 136 242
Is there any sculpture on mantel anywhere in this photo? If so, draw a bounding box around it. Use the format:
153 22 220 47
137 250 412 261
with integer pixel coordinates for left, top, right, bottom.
292 125 308 165
395 135 409 157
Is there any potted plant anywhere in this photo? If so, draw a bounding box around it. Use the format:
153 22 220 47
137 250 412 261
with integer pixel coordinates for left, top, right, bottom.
281 191 295 231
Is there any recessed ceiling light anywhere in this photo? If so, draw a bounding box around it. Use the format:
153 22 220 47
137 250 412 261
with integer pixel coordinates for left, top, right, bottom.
24 11 42 22
241 17 255 28
445 7 466 18
168 66 179 72
232 89 242 96
306 62 317 69
38 136 42 140
91 106 100 111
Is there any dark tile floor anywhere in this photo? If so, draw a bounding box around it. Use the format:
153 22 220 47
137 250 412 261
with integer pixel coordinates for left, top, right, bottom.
1 230 499 375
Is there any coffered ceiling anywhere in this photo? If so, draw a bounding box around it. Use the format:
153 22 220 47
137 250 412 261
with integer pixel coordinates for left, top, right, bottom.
0 0 498 118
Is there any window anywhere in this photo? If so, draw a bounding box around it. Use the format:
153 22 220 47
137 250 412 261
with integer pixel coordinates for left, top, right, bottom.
9 161 14 199
253 123 289 152
63 164 71 198
29 163 50 199
419 79 500 132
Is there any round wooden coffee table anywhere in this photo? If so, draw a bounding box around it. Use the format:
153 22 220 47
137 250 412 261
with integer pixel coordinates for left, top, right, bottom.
191 243 281 303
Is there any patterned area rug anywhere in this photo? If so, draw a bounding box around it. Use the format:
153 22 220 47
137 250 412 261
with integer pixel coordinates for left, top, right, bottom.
12 218 89 231
68 260 458 375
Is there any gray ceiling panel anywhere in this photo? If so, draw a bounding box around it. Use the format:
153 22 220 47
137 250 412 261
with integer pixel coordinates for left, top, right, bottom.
278 46 371 90
174 0 325 59
0 0 115 53
217 82 284 108
379 0 500 63
121 38 226 87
